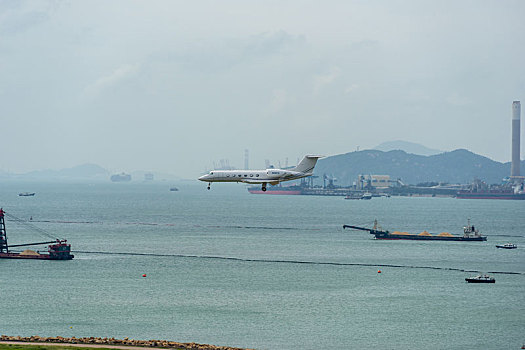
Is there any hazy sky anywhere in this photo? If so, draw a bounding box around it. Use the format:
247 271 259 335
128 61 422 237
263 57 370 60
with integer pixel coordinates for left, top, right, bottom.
1 0 524 177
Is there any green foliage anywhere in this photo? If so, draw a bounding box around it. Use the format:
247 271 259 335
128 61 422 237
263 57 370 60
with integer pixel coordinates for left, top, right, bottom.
0 345 116 350
314 149 522 186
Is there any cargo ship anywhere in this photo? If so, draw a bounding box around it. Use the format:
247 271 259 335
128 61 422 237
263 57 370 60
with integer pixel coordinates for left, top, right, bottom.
456 179 525 200
343 219 487 241
0 208 74 260
456 190 525 200
247 185 372 196
111 173 131 182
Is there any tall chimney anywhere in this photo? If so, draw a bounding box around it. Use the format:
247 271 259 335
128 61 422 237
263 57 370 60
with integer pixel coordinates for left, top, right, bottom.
511 101 521 177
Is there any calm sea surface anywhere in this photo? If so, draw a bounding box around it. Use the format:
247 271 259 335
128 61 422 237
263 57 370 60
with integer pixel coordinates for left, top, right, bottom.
1 181 524 349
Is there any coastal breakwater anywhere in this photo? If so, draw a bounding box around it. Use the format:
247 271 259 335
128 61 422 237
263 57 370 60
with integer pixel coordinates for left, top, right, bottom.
0 335 252 350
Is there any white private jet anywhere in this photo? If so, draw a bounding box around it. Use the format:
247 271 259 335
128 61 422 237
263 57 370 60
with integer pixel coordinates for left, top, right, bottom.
198 155 323 191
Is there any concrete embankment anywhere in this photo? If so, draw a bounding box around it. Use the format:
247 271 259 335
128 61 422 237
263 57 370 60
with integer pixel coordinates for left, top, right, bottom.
0 335 252 350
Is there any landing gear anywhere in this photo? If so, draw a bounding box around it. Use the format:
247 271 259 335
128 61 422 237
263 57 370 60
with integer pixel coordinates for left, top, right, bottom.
207 183 211 190
262 183 267 192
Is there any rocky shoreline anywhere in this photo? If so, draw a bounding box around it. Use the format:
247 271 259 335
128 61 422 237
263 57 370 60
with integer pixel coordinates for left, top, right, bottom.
0 335 252 350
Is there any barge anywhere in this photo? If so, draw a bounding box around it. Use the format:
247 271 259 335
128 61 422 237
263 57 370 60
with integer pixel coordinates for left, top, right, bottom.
0 208 74 260
343 219 487 241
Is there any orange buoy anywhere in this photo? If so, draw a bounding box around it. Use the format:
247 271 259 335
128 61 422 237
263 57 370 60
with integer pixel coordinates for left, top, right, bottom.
377 270 381 273
142 274 147 277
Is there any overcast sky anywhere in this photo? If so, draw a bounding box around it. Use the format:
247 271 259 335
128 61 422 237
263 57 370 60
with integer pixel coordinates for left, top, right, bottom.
1 0 524 177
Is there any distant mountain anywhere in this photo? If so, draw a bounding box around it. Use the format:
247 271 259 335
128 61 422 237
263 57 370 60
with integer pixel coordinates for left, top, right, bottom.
0 164 181 181
374 140 443 156
21 163 109 180
314 149 523 185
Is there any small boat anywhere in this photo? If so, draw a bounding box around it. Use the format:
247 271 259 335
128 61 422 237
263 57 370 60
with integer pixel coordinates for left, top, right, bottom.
18 192 35 197
344 192 372 200
465 274 495 283
169 187 179 192
496 243 517 249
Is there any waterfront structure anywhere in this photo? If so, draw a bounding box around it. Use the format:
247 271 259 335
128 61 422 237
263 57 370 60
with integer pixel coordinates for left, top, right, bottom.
357 174 392 190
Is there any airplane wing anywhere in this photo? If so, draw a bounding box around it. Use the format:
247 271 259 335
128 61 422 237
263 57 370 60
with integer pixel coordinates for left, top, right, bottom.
241 179 280 185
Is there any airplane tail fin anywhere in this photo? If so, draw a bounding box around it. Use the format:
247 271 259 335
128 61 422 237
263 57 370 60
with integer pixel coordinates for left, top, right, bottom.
292 155 323 173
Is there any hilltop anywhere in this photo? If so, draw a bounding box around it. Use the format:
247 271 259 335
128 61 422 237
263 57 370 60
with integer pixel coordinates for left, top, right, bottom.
373 140 443 156
314 149 523 185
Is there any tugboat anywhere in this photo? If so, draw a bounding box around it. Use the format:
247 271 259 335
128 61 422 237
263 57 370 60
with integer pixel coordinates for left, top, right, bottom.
0 208 74 260
495 243 517 249
465 274 495 283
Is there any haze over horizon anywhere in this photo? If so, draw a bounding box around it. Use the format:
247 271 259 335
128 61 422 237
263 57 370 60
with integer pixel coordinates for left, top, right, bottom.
1 1 524 178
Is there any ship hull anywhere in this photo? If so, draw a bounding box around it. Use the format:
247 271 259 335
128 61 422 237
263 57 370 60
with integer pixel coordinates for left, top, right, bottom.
248 189 302 195
373 234 486 241
457 192 525 200
0 252 74 260
465 278 495 283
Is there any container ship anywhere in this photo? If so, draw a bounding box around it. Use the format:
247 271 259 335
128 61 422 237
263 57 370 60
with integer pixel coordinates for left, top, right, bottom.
343 219 487 241
0 208 74 260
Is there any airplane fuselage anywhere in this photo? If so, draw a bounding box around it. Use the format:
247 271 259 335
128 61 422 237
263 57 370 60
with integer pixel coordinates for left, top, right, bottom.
199 169 310 184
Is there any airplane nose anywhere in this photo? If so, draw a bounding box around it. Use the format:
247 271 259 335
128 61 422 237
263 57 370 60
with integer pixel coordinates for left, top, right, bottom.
198 174 208 181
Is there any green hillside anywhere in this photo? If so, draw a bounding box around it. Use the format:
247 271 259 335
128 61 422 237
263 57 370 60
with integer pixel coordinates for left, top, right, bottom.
314 149 522 185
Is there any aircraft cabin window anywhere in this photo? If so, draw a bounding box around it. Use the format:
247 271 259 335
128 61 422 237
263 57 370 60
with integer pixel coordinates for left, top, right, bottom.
250 174 253 177
238 175 242 177
244 174 247 177
256 174 259 177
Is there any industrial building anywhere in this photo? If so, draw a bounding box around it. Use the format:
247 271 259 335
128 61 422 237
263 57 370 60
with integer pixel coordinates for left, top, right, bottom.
356 175 393 190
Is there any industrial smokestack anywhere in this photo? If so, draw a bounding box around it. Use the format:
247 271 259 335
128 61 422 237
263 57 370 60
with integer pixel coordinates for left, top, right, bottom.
511 101 521 177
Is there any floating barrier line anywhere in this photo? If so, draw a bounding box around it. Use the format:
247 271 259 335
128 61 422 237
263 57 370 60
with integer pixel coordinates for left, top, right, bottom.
31 220 320 230
72 250 524 275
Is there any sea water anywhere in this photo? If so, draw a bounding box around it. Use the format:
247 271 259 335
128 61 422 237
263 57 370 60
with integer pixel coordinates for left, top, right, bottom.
0 181 524 350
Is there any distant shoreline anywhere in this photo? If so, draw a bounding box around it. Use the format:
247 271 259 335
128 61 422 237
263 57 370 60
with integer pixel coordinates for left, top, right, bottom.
0 336 251 350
